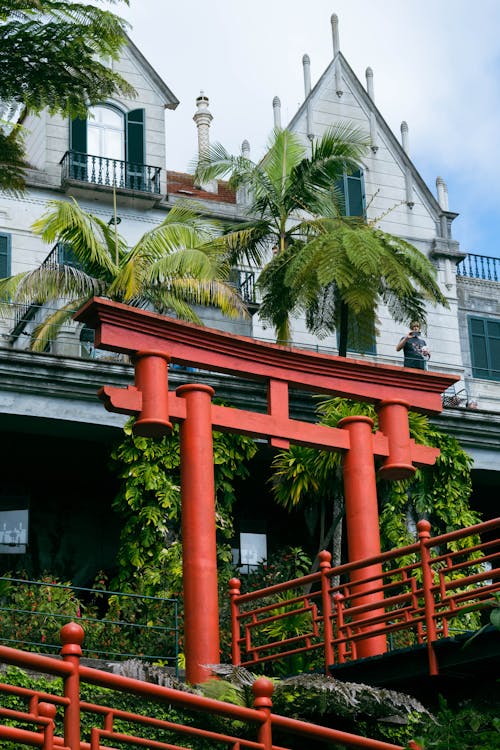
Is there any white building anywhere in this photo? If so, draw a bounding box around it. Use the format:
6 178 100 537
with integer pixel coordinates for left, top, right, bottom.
0 17 498 580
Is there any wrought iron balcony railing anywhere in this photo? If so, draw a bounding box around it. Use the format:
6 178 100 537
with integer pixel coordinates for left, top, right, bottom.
60 150 162 195
457 253 499 281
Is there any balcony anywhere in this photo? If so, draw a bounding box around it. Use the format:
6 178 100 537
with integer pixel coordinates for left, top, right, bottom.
457 253 499 281
60 150 162 203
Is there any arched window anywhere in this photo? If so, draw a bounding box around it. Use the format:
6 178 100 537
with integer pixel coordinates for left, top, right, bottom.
69 105 147 190
87 105 125 162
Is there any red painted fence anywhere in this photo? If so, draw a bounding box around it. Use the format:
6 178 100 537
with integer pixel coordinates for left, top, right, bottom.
0 622 409 750
230 518 500 675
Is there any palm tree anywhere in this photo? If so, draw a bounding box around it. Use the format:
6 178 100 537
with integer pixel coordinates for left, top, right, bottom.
196 126 449 351
0 198 248 351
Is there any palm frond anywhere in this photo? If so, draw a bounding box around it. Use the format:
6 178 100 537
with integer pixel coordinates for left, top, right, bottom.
29 296 89 352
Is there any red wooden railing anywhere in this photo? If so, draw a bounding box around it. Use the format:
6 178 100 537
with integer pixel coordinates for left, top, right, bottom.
230 518 500 675
0 622 410 750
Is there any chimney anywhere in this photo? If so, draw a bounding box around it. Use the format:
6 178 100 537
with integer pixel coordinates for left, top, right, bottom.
193 91 213 162
193 92 216 192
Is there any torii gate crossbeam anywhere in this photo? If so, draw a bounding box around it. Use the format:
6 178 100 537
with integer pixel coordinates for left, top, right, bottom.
76 298 458 683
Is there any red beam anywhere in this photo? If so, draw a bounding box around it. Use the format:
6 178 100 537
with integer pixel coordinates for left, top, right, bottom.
76 298 458 414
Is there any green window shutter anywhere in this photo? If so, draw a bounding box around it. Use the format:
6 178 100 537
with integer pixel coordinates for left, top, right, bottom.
126 108 145 165
0 233 11 278
469 316 500 380
70 117 87 153
334 170 365 217
346 170 365 217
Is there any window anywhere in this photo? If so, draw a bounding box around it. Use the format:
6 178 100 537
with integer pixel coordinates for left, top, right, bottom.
336 315 376 355
70 105 146 189
469 316 500 381
0 233 11 278
335 169 365 217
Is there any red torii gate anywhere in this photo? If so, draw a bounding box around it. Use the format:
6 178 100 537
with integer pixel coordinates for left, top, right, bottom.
76 298 458 684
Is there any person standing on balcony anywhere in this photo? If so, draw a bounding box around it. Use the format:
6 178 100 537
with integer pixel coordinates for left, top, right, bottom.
396 321 430 369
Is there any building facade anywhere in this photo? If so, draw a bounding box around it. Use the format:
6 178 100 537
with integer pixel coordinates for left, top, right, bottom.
0 17 498 581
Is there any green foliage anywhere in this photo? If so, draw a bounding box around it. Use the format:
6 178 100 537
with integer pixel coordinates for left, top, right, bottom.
195 126 448 348
411 697 500 749
110 416 257 598
0 0 133 190
0 572 178 663
0 199 248 350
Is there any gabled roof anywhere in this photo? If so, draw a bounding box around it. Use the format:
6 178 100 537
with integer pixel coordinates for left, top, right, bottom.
286 51 443 220
126 35 179 110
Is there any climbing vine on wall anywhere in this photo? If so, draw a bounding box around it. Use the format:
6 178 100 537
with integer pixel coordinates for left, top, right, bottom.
110 417 257 597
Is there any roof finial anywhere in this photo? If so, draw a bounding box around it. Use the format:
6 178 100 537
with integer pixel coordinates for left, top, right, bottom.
365 67 374 101
436 176 449 211
273 96 282 129
331 13 340 57
302 54 311 97
400 121 409 154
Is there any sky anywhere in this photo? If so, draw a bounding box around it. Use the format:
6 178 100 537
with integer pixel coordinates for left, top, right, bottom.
120 0 500 259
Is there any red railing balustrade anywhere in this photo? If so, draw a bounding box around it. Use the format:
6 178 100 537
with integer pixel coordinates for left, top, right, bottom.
0 622 409 750
229 518 500 675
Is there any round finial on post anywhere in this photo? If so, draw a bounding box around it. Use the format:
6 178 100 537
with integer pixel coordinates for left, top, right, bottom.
417 519 432 539
60 621 85 656
318 550 332 570
38 702 57 720
229 577 241 596
252 677 274 708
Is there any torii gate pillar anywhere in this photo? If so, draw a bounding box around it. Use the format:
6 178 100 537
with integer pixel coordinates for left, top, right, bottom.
177 384 220 682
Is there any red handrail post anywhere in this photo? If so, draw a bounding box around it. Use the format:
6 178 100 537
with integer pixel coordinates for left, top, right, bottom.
418 519 439 676
177 383 220 684
333 593 347 663
38 702 56 750
319 551 334 673
229 577 242 665
60 622 84 750
252 677 274 750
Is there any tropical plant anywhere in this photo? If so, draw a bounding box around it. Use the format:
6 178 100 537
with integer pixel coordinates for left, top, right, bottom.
109 416 257 598
0 0 133 190
0 198 249 350
195 126 449 352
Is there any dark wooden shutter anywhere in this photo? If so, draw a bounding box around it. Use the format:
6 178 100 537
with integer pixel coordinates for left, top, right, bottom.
0 234 11 278
126 109 145 164
469 316 500 379
70 117 87 153
334 170 365 217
